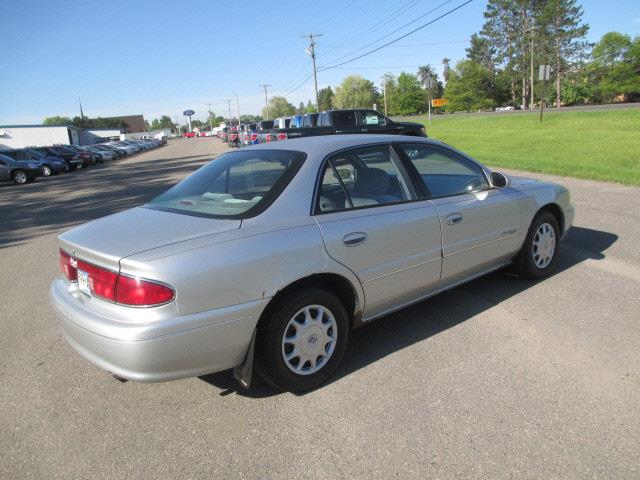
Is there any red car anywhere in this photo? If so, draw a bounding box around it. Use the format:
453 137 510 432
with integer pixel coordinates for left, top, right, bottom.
183 132 197 138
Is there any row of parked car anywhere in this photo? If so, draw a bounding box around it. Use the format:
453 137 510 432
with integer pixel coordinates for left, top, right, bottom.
214 109 426 148
0 138 166 185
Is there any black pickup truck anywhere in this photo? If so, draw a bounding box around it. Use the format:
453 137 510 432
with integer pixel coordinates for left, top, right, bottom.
268 109 425 142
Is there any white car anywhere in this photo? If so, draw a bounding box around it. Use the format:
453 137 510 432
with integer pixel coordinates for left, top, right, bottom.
496 106 516 112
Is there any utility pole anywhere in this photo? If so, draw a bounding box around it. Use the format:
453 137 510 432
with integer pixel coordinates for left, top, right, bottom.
226 99 233 127
525 25 541 110
301 33 322 112
206 103 214 132
382 78 388 116
234 92 241 126
259 84 272 119
530 34 535 110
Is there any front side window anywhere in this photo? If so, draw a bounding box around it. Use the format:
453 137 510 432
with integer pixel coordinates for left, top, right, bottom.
316 145 414 213
147 150 305 219
399 144 488 198
360 110 387 126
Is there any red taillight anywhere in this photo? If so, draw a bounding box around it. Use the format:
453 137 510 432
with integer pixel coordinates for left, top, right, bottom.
277 132 287 140
250 133 257 141
77 260 118 301
266 133 271 142
230 134 237 140
59 249 77 281
115 275 175 306
61 253 174 307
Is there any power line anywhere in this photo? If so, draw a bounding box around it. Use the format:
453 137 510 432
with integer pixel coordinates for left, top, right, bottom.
319 0 474 71
325 0 423 52
322 39 470 55
320 0 457 67
281 72 315 98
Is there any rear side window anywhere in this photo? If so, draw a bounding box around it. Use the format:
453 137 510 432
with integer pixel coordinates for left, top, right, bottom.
334 111 357 127
316 145 414 213
147 150 305 219
399 144 488 198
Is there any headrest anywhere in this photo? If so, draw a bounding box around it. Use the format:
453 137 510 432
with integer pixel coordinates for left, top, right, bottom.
353 168 389 195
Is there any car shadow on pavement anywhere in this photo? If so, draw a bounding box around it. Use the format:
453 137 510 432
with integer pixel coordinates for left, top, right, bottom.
200 225 618 398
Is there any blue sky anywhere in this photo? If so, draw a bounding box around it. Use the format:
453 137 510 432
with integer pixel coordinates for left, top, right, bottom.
1 0 638 124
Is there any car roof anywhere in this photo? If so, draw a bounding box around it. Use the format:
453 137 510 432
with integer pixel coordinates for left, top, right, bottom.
238 134 439 158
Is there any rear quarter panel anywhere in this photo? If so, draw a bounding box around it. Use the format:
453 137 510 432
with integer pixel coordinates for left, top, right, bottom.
120 221 365 318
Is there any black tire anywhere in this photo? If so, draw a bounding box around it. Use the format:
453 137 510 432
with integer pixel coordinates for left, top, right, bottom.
41 165 52 176
257 288 349 393
517 211 560 279
12 170 28 185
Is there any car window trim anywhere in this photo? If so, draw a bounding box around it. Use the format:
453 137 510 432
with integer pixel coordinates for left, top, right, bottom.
311 142 420 216
392 141 491 200
327 159 354 209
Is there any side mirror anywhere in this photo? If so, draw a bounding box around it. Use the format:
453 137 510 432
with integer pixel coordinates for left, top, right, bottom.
490 171 509 188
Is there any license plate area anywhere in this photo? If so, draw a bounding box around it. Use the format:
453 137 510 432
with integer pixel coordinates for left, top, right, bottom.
77 270 91 296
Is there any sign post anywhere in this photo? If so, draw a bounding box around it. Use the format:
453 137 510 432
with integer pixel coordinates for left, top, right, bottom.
183 109 195 132
423 77 434 126
538 65 551 123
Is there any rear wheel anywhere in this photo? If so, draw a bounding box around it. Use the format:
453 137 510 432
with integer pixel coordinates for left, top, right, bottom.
257 288 349 393
12 170 28 185
41 165 52 176
517 211 560 279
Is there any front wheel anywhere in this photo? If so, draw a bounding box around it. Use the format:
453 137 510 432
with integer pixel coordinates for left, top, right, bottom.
517 211 560 279
41 165 52 176
257 288 349 393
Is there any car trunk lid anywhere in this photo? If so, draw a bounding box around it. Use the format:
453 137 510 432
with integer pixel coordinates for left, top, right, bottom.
59 207 240 271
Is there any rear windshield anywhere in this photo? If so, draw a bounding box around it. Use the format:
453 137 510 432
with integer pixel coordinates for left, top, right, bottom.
146 150 305 219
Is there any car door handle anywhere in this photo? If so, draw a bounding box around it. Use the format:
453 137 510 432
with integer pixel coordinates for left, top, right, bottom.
446 213 463 225
343 232 368 247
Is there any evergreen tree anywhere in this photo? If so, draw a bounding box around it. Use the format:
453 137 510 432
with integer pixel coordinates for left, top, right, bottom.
540 0 589 107
317 87 334 111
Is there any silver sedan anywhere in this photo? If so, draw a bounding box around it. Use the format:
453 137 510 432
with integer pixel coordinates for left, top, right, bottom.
50 135 574 392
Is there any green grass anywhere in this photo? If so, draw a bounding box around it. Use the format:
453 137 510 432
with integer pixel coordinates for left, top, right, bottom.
400 108 640 186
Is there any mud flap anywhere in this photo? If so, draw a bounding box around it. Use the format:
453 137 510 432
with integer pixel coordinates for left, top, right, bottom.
233 329 256 389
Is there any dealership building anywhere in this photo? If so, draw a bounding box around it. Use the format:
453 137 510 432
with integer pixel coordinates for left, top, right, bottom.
0 114 148 150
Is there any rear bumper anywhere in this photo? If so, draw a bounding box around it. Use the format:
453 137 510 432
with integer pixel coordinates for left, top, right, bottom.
50 278 269 382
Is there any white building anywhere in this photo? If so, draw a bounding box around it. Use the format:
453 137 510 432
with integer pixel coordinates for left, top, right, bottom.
79 128 122 144
0 124 84 150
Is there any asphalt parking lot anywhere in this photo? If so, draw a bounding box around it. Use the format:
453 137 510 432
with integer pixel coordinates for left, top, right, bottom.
1 138 639 479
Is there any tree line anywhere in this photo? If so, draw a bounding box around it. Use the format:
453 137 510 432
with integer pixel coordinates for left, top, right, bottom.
263 0 639 116
43 2 639 128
